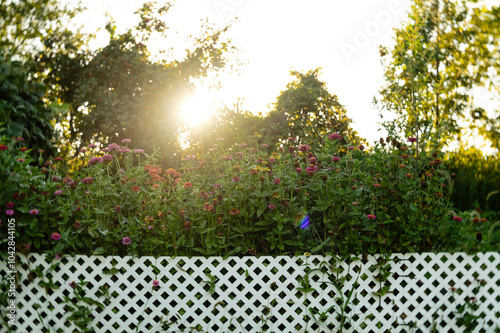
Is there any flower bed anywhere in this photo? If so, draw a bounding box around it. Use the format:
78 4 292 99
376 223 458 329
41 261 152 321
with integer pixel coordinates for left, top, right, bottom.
1 252 499 332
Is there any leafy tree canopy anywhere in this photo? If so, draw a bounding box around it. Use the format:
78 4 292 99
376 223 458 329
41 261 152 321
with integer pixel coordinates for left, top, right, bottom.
34 1 236 165
0 56 58 156
0 0 87 61
273 68 362 146
376 0 500 150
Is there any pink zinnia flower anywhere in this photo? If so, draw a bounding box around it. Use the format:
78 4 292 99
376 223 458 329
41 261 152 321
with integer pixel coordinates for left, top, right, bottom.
183 182 193 188
268 204 276 210
453 216 462 222
121 139 131 143
152 280 160 287
55 253 61 259
88 157 103 166
295 168 303 174
407 137 417 143
88 144 98 148
367 214 376 220
102 154 114 161
329 132 342 140
358 145 365 150
122 237 132 245
6 202 14 208
298 144 311 152
348 146 355 150
332 156 340 162
273 178 281 184
148 225 154 230
54 190 62 195
30 209 39 215
6 210 14 216
134 149 144 154
81 177 94 185
119 148 131 153
374 184 381 187
108 143 121 150
17 158 25 162
69 281 77 288
51 233 61 240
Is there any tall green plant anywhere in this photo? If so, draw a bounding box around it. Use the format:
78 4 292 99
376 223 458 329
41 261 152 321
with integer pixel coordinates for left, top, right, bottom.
376 0 500 149
0 57 60 157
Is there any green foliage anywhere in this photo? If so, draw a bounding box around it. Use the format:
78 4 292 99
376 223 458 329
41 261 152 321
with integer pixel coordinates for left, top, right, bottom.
0 57 58 156
36 1 235 166
444 147 500 212
377 0 500 149
273 68 362 146
0 0 86 61
188 69 364 156
0 130 468 258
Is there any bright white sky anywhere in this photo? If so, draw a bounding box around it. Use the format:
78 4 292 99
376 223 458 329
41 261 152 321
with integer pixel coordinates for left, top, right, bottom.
76 0 498 152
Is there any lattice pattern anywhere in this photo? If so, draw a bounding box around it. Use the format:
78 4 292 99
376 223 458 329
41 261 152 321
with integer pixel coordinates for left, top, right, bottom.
1 252 498 332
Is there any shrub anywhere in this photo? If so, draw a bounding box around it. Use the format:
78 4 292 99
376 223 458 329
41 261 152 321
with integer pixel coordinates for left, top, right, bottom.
1 133 481 258
444 147 500 212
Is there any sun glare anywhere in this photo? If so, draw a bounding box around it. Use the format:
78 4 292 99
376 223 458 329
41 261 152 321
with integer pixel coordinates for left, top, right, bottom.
180 91 218 127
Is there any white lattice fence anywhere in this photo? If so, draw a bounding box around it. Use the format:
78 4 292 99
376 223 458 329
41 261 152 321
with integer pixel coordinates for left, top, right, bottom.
1 252 499 332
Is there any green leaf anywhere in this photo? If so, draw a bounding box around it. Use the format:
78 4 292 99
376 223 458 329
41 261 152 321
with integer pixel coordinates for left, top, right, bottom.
222 246 242 259
311 237 331 254
93 247 107 255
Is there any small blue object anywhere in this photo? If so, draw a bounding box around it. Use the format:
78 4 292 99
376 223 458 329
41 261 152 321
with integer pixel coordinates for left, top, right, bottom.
298 215 310 229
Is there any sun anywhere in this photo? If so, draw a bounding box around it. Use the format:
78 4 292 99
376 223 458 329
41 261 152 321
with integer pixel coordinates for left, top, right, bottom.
180 91 218 127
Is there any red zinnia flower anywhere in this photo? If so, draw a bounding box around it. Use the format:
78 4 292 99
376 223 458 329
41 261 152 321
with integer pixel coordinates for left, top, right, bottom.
132 186 140 192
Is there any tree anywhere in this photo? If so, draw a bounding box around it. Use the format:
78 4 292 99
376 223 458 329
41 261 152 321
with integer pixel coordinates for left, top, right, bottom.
273 69 362 146
0 0 87 61
186 69 363 155
36 2 236 165
0 56 58 156
376 0 500 149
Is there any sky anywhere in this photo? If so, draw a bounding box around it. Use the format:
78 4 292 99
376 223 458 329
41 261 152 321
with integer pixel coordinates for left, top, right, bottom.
76 0 498 151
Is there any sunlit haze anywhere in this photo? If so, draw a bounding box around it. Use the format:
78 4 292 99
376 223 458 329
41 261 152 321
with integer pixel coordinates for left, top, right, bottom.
76 0 498 152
